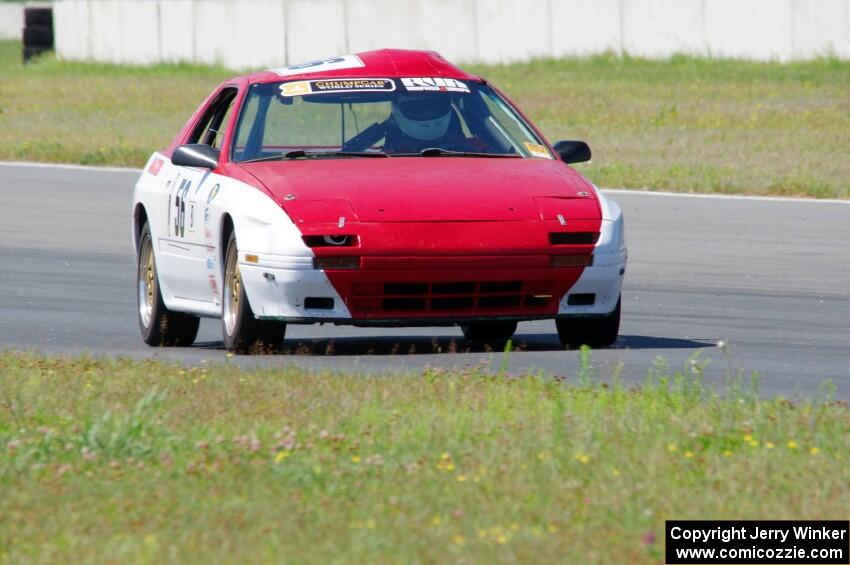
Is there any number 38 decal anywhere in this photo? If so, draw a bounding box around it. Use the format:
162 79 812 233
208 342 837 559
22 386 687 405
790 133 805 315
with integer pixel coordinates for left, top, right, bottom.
170 178 191 238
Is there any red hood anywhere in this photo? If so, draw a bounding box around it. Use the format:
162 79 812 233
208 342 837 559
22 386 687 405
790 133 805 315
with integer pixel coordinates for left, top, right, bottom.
239 157 600 223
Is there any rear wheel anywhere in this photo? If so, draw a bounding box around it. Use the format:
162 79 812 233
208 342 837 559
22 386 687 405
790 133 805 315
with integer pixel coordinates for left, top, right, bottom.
222 231 286 353
556 296 621 349
137 222 200 346
461 321 518 341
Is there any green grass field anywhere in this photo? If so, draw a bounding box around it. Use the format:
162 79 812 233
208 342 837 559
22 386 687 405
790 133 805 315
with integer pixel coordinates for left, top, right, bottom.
1 41 849 197
1 351 847 563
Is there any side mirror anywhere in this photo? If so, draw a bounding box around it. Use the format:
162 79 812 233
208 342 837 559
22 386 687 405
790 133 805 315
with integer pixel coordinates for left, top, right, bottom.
172 144 220 169
553 140 591 164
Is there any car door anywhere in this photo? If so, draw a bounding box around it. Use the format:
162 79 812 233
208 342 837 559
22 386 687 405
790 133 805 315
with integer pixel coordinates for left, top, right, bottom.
157 88 238 305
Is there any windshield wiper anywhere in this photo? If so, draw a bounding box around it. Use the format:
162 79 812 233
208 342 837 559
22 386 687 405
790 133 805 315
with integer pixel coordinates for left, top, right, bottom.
413 148 520 158
332 151 390 158
241 149 389 163
241 150 313 162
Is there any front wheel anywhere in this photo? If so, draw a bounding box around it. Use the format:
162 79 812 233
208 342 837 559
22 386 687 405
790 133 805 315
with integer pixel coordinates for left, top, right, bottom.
461 321 518 342
222 231 286 353
556 297 621 349
137 222 200 346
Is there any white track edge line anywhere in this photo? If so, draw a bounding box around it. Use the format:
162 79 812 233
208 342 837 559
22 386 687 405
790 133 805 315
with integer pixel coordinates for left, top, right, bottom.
602 188 850 205
1 161 847 205
0 161 141 173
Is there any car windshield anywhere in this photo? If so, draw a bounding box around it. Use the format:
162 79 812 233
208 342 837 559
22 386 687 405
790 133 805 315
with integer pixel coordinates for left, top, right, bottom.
231 78 553 161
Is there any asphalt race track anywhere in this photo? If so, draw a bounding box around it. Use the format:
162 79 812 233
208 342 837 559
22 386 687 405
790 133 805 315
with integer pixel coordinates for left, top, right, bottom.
1 162 848 398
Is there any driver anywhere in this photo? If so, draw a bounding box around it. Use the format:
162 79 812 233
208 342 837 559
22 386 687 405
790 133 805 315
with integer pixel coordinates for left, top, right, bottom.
383 94 477 154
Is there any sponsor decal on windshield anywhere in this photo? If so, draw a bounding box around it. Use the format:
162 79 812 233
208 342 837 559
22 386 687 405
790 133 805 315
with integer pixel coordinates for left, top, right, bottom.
400 77 470 93
270 54 365 77
279 78 396 97
524 142 553 159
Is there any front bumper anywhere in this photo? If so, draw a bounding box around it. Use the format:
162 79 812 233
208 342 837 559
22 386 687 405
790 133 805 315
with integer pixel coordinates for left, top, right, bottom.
557 247 627 318
239 255 353 320
239 248 626 324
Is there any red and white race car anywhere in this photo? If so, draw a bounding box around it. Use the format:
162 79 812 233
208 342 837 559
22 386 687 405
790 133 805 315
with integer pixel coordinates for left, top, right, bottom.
132 49 626 352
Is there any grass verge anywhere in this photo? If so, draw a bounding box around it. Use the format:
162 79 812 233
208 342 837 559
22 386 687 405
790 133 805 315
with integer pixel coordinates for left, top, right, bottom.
1 351 848 563
469 55 850 199
2 41 850 198
0 40 231 167
0 41 850 198
1 42 849 197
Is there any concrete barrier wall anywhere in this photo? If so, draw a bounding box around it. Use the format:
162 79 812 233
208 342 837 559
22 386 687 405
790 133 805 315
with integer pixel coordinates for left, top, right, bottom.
51 0 850 68
0 2 57 41
0 2 24 40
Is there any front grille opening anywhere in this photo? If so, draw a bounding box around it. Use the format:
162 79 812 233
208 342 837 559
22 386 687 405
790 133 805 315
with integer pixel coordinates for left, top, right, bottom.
549 232 600 245
432 282 476 295
567 293 596 306
305 297 335 310
432 297 474 309
479 295 521 308
479 281 522 293
383 297 426 310
350 280 558 313
384 283 428 295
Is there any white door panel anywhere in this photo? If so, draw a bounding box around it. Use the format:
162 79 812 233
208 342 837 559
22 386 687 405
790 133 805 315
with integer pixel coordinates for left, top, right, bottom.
158 167 218 303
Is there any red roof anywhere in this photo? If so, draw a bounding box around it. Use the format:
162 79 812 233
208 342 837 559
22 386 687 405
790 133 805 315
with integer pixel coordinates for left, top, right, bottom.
242 48 481 84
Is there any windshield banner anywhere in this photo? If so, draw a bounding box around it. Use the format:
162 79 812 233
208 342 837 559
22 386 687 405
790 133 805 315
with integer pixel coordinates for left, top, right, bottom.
280 79 396 97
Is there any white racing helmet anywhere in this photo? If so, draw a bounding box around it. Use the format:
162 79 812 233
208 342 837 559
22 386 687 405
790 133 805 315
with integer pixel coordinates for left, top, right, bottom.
391 95 453 141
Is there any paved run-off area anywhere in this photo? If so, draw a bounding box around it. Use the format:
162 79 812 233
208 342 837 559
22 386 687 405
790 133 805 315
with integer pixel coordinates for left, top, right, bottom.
0 163 848 398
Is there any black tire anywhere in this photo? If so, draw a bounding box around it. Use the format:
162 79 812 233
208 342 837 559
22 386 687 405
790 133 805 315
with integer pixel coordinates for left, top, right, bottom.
556 296 621 349
24 7 53 27
23 26 53 48
461 321 518 341
137 222 200 347
222 231 286 353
